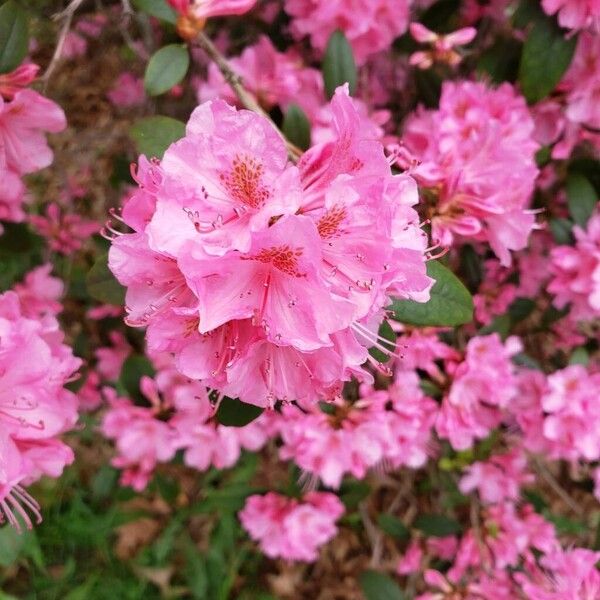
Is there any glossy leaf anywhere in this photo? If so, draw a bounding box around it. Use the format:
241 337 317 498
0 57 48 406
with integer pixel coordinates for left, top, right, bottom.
86 253 126 305
389 261 473 327
144 44 190 96
359 570 405 600
518 16 576 103
215 396 264 427
323 30 357 98
130 115 185 159
414 513 462 537
133 0 177 23
567 173 597 227
0 0 28 74
282 103 311 151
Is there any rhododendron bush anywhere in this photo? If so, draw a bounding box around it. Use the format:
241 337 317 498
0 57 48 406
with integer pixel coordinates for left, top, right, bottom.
2 0 600 598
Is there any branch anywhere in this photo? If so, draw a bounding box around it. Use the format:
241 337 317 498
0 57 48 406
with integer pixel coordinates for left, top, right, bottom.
42 0 86 90
194 31 302 162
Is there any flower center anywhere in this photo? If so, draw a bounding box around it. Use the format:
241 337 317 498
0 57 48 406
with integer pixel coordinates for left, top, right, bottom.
317 205 347 239
219 155 271 210
250 245 306 277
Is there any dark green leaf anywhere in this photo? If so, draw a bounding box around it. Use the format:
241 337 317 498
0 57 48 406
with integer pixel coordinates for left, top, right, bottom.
339 480 371 510
509 297 536 322
130 115 186 159
369 319 397 364
144 44 190 96
119 355 156 400
359 570 405 600
215 396 264 427
549 217 574 245
513 0 545 28
518 16 577 103
389 261 473 327
0 1 28 74
478 313 511 339
377 514 409 540
86 252 125 305
413 513 462 537
0 525 26 566
282 103 311 151
133 0 177 23
323 30 357 98
566 173 597 227
477 37 522 84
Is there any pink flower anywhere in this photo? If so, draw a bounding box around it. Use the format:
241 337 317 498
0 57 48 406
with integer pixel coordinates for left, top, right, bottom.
239 491 344 561
109 88 432 408
436 334 522 450
101 386 178 491
560 33 600 131
549 211 600 321
402 81 539 265
542 0 600 31
168 0 256 19
284 0 411 65
459 450 534 503
517 548 600 599
62 31 87 59
473 259 517 325
0 63 39 99
409 23 476 69
278 372 436 488
13 264 64 319
397 541 423 575
0 88 66 176
107 72 145 108
0 291 80 530
94 331 132 381
29 203 100 255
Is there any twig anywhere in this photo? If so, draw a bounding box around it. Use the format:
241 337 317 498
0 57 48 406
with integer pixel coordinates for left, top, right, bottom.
532 455 583 516
42 0 86 90
194 31 302 162
359 501 384 568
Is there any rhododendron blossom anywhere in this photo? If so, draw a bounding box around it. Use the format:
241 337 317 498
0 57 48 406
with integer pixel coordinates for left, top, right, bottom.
0 291 79 530
284 0 412 65
549 211 600 320
402 81 539 265
109 86 432 407
239 491 344 561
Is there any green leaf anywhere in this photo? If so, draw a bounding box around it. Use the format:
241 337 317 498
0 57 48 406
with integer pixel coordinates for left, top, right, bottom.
389 261 473 327
215 396 264 427
377 514 409 540
509 297 536 322
86 252 125 305
0 525 28 566
518 16 577 103
119 355 156 400
569 346 589 366
130 115 185 159
477 37 522 84
359 570 405 600
549 217 574 245
323 30 357 99
144 44 190 96
369 319 397 364
413 513 462 537
133 0 177 23
282 103 311 151
566 173 597 227
0 0 28 74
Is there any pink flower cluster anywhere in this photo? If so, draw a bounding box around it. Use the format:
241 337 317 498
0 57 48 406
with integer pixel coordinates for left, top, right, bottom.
277 372 436 488
239 491 344 561
549 211 600 321
101 365 271 490
284 0 411 65
0 291 79 530
514 365 600 461
401 80 539 265
436 333 522 450
0 63 66 227
109 87 432 408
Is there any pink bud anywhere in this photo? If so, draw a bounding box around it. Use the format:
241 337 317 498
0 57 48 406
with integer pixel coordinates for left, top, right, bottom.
409 22 437 43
